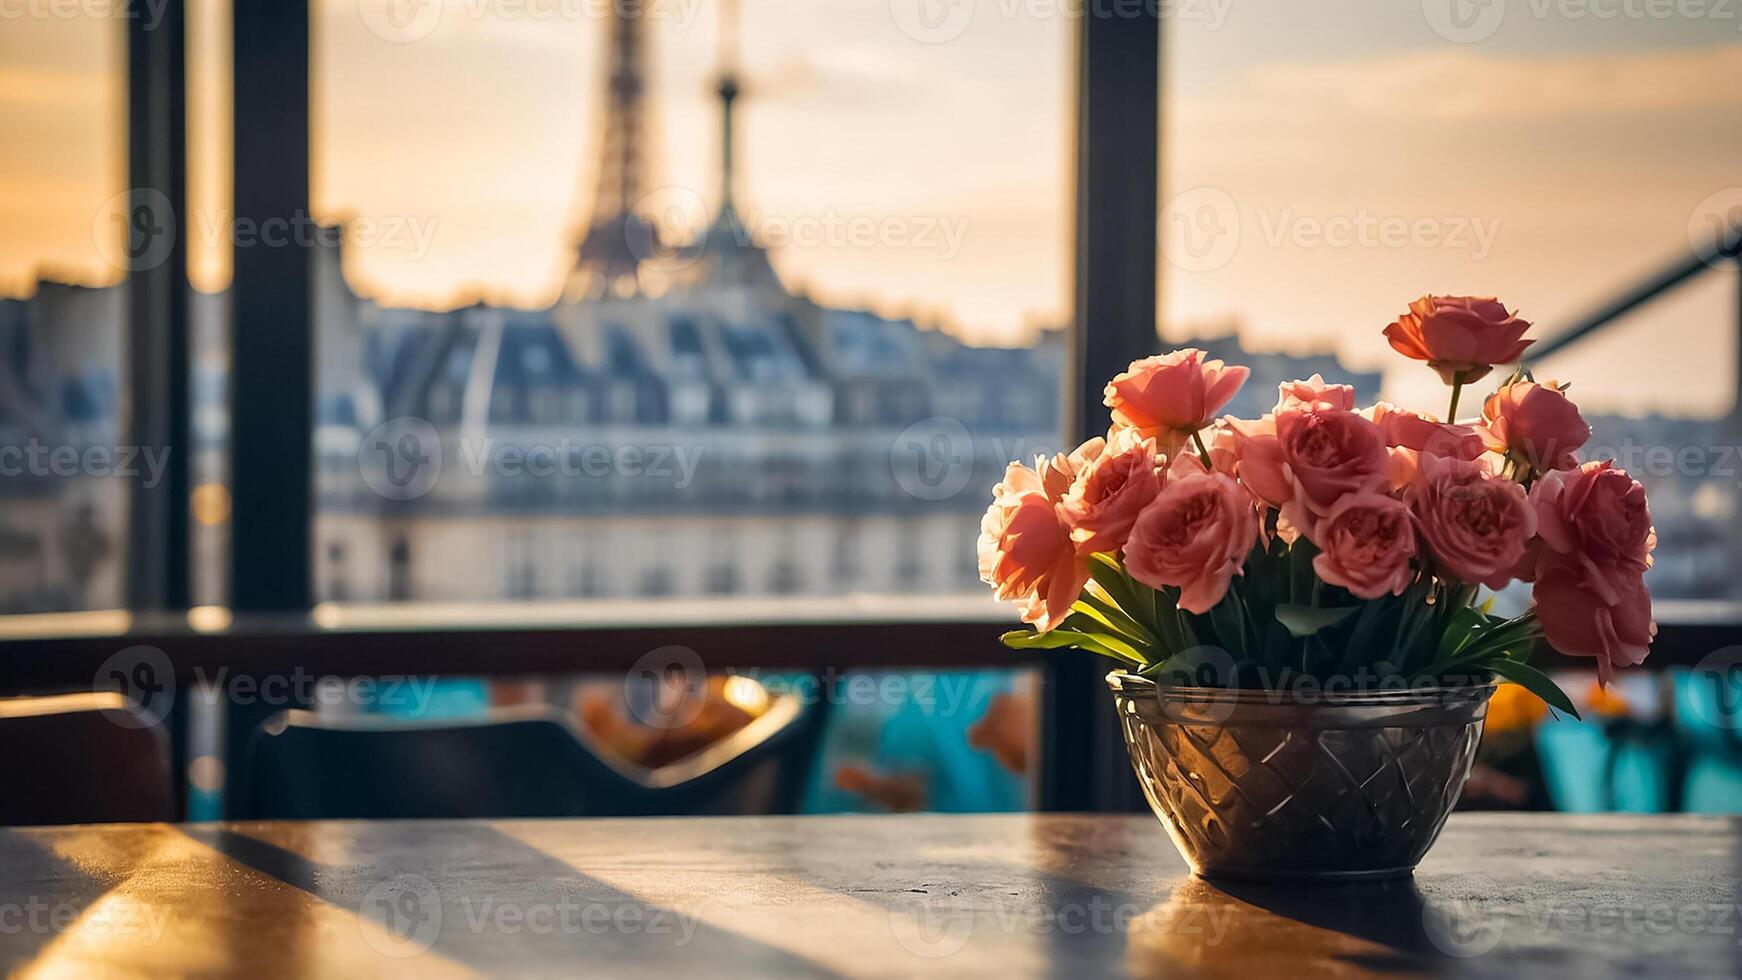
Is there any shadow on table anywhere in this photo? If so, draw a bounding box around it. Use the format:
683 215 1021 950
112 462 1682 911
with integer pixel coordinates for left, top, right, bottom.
1128 875 1471 977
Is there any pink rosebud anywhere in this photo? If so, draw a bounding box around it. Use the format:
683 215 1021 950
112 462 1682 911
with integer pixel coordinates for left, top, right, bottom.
1225 415 1293 509
978 461 1089 632
1061 428 1163 556
1311 492 1420 599
1481 380 1590 474
1124 470 1259 614
1384 295 1533 385
1277 374 1356 414
1532 557 1654 686
1104 349 1249 453
1409 453 1536 589
1369 402 1487 459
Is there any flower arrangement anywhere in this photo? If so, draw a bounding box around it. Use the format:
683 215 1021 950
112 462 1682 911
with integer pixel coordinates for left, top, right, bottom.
980 295 1656 713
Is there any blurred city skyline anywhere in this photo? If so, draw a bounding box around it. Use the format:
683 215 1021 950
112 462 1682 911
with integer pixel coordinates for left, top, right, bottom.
2 1 1740 414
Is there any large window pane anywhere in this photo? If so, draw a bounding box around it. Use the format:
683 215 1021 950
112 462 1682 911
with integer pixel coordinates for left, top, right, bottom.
1164 5 1742 602
309 1 1071 605
0 10 128 614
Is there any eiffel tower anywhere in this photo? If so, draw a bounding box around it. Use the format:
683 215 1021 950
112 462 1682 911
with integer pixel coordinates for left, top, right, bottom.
566 7 658 301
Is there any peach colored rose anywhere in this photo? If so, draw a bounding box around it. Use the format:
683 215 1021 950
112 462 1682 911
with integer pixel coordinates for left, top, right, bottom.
978 461 1089 632
1311 492 1420 599
1384 295 1533 385
1369 402 1487 460
1528 460 1655 574
1481 380 1590 474
1061 428 1163 556
1277 374 1356 414
1124 470 1259 614
1041 436 1105 502
1104 349 1249 452
1532 558 1654 685
1410 452 1536 588
1274 409 1391 521
1225 415 1292 508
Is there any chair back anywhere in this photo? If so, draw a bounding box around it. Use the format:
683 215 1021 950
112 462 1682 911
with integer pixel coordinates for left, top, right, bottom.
0 693 176 825
238 697 826 819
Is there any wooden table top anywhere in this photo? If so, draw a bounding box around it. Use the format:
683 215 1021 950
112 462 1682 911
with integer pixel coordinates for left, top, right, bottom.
0 812 1734 978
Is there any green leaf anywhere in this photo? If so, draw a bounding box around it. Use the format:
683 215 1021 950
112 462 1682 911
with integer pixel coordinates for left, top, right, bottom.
1274 603 1360 638
1340 599 1390 675
1068 600 1153 653
1488 658 1581 720
999 628 1147 666
1086 555 1151 630
1288 540 1320 605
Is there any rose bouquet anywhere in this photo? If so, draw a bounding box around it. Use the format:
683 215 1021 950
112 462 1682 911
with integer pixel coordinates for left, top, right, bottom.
981 296 1656 714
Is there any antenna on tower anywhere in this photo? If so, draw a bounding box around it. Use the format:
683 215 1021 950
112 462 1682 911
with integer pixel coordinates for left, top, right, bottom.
567 6 657 301
716 0 742 217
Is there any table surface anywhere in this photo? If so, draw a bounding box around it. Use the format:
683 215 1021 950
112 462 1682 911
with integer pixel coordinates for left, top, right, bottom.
0 812 1735 979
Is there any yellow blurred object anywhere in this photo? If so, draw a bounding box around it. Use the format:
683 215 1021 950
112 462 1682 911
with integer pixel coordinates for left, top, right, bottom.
1484 682 1549 734
1586 680 1632 718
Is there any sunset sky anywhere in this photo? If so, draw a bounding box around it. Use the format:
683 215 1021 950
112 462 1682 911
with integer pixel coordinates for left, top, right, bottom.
3 0 1739 415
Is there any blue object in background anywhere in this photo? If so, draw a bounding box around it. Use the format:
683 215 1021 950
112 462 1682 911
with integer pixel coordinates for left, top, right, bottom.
802 670 1030 814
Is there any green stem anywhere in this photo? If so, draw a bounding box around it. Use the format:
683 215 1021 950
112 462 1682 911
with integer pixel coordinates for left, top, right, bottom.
1190 429 1214 470
1446 371 1467 422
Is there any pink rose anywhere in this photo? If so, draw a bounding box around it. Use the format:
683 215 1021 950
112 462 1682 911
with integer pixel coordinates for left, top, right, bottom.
1528 460 1655 574
1061 428 1163 556
1481 380 1590 474
1225 415 1292 508
1104 349 1249 452
1409 453 1536 588
1275 409 1391 521
1124 470 1259 614
1525 462 1656 683
1532 558 1654 685
1384 295 1534 385
1311 493 1420 599
1042 436 1105 502
1277 374 1356 414
978 461 1089 632
1369 402 1487 460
